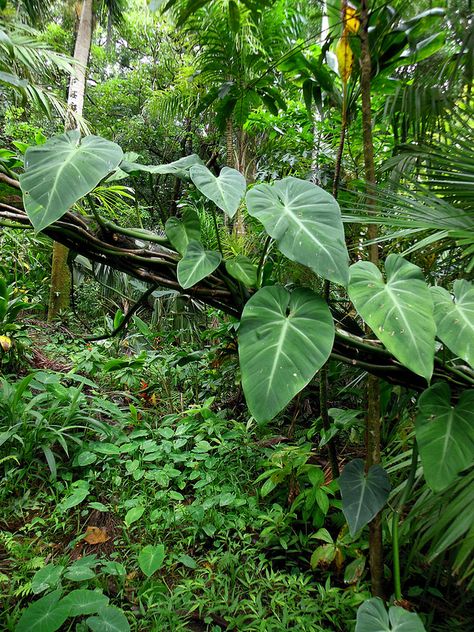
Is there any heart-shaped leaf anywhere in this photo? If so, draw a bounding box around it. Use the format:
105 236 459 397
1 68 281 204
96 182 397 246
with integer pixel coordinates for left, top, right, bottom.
225 255 258 287
138 544 166 577
177 241 222 289
246 177 349 286
431 280 474 368
59 487 89 512
20 130 123 232
415 382 474 492
119 153 202 178
165 209 201 255
31 564 64 594
190 165 246 218
16 589 70 632
356 598 426 632
348 255 435 382
86 606 130 632
339 459 391 536
59 589 109 616
124 506 144 527
238 286 334 423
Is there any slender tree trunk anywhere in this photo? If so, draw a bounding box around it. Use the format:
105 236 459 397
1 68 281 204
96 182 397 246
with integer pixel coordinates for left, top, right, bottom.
67 0 93 124
106 10 113 52
360 0 384 599
48 0 93 322
225 117 234 167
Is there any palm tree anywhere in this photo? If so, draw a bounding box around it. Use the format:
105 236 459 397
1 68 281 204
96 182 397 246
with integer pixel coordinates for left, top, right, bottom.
0 14 75 120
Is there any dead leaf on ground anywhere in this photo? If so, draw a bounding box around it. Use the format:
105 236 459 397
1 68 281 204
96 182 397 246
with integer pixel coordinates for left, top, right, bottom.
84 526 110 545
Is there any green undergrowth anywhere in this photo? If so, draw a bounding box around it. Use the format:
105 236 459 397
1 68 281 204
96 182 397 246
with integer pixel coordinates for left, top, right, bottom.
0 358 369 631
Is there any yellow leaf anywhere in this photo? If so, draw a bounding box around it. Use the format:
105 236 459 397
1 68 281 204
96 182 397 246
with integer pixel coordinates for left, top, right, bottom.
84 526 110 545
344 6 360 34
0 336 12 352
336 36 354 83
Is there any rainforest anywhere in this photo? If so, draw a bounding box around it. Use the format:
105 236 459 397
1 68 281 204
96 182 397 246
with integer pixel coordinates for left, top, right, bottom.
0 0 473 630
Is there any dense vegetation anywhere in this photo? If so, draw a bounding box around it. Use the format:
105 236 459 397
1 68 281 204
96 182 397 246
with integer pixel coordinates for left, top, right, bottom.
0 0 473 630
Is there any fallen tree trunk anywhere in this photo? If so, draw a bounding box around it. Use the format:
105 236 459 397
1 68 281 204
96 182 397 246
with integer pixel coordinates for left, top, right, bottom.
1 188 472 393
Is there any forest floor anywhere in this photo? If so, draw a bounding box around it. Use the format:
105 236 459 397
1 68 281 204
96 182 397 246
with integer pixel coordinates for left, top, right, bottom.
0 321 472 631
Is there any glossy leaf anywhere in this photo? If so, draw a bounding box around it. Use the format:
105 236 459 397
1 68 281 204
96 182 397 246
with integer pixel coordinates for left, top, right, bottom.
177 241 221 289
225 255 258 287
415 383 474 492
59 590 109 616
31 564 64 595
431 280 474 368
16 590 69 632
59 487 89 512
238 286 334 423
138 544 166 577
120 153 202 178
124 506 145 527
348 255 435 381
246 177 349 285
86 606 130 632
356 598 426 632
339 459 391 536
165 209 201 255
190 165 246 218
20 131 123 232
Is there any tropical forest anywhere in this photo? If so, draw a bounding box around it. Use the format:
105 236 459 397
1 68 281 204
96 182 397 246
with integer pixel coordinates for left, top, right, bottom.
0 0 473 630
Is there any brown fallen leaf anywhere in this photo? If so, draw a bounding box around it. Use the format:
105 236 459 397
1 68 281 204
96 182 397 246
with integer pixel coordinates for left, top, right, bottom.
84 526 110 545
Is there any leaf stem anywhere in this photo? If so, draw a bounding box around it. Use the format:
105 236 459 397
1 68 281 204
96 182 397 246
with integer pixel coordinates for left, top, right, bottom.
393 441 419 601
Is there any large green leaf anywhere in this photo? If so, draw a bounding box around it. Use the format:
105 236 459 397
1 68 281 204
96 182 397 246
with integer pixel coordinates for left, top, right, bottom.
431 280 474 368
339 459 391 536
86 606 130 632
16 590 69 632
225 255 258 287
165 209 201 255
190 165 246 218
31 564 64 594
120 153 203 178
20 131 123 232
138 544 166 578
356 598 426 632
177 241 222 289
238 286 334 423
415 383 474 492
348 255 435 381
59 590 109 616
246 177 349 286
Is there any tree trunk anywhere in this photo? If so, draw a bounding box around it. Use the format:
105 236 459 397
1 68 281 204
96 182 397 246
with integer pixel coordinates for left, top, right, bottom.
360 0 384 599
66 0 93 126
48 0 93 322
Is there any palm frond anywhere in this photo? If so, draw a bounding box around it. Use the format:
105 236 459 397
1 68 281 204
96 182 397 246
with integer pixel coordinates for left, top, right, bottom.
0 22 76 121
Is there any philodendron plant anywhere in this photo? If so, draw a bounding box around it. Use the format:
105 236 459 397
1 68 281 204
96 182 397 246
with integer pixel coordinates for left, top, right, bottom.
15 131 474 620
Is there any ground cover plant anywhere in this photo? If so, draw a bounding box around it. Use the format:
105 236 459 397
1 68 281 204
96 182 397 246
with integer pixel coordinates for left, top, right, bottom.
0 0 473 630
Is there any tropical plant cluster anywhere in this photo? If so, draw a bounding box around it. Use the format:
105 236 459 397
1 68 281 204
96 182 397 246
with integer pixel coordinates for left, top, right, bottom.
0 0 473 630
